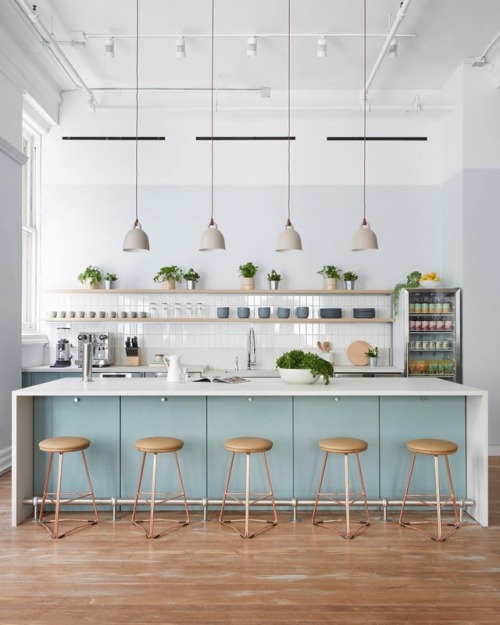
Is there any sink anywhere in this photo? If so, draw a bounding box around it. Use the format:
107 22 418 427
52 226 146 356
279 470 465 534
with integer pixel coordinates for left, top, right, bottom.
224 369 279 378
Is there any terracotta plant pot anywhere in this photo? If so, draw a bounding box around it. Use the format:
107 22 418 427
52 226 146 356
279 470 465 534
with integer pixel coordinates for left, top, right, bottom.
323 278 337 291
241 277 255 291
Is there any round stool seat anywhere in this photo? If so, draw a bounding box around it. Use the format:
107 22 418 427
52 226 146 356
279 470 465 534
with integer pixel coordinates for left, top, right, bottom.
39 436 90 453
407 438 458 456
224 437 273 453
319 437 368 454
134 436 184 453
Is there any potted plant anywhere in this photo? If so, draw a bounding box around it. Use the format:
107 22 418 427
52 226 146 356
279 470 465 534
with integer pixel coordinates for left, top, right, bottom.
78 265 102 289
317 265 342 290
276 349 334 385
267 269 282 290
239 262 259 290
153 266 183 290
343 270 358 290
393 271 422 316
183 268 200 290
365 346 379 367
104 272 118 290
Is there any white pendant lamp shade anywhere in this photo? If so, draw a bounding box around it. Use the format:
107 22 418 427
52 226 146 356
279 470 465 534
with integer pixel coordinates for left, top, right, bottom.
199 219 226 251
123 219 150 252
276 220 302 251
351 218 378 251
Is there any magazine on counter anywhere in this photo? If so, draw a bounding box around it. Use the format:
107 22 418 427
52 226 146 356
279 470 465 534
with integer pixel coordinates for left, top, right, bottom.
193 376 249 384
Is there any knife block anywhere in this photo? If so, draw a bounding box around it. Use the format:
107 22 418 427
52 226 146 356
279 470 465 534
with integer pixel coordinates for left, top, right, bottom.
126 348 140 366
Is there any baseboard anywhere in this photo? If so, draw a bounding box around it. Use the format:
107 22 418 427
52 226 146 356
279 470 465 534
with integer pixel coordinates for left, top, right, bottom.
489 446 500 456
0 446 12 474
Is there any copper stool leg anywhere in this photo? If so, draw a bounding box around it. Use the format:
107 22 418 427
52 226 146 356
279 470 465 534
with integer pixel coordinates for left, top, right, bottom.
219 450 278 539
132 450 189 539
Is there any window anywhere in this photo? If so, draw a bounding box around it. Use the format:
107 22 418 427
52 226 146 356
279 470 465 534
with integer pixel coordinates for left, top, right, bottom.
21 132 40 332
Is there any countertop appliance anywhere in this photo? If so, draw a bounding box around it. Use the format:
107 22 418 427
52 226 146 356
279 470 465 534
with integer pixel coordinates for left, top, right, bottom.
76 332 114 367
51 327 72 368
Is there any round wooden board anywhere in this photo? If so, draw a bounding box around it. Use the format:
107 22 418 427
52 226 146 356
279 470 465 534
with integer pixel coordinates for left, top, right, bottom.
347 340 372 366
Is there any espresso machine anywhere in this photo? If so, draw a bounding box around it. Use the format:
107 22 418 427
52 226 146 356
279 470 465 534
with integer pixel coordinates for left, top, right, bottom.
76 333 114 367
51 327 72 367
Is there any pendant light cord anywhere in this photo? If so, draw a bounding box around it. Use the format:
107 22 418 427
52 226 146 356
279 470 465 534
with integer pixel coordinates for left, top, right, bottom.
210 0 215 225
287 0 291 225
135 0 139 224
362 0 367 224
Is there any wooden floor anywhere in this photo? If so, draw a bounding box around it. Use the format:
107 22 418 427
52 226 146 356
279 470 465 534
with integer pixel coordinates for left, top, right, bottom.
1 459 499 625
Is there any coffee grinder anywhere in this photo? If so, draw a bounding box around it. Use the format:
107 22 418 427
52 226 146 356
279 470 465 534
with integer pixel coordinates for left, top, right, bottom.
51 327 72 367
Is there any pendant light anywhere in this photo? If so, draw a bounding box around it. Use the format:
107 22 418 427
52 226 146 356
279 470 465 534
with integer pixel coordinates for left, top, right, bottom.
199 0 225 251
352 0 379 252
123 0 150 252
276 0 302 252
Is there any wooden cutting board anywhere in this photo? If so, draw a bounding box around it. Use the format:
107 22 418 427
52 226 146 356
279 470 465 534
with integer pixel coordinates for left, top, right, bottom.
347 340 372 366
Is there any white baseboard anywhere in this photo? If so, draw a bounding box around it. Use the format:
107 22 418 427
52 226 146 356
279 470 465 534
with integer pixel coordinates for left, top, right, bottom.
489 446 500 456
0 446 11 474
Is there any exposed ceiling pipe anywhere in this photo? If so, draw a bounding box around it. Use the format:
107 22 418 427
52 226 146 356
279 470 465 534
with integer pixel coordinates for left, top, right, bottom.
13 0 96 109
366 0 414 92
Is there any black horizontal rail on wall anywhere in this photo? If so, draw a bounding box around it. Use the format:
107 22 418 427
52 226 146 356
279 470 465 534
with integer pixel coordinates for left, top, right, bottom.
327 136 427 141
196 136 296 141
62 137 165 141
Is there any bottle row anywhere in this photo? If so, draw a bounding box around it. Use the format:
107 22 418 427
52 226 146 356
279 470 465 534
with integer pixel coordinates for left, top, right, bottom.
408 359 455 376
409 318 454 332
409 339 454 351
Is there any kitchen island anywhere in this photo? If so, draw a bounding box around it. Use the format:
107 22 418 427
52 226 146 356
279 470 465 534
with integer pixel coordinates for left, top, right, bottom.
12 376 488 526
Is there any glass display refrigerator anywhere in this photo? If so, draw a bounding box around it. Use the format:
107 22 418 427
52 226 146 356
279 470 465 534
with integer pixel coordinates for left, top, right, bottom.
403 288 462 383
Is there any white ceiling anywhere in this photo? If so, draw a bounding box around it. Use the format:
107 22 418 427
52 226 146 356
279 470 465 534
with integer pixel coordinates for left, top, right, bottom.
22 0 500 96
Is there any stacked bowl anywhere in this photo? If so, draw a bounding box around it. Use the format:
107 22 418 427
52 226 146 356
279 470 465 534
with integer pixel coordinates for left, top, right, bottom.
353 307 375 319
319 308 342 319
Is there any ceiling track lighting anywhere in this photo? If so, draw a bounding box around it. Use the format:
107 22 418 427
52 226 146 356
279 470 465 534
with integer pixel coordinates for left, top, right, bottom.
247 36 257 57
276 0 302 252
351 0 379 252
387 37 398 58
123 0 150 252
104 37 114 58
317 36 327 58
199 0 226 251
176 37 186 58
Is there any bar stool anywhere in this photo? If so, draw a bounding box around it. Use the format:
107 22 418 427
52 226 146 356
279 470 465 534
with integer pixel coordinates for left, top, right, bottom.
132 436 190 539
312 437 370 539
219 437 278 539
38 436 99 539
399 438 460 542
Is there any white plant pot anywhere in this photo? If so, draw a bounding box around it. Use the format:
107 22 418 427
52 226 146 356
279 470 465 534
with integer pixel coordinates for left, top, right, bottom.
268 280 280 290
344 280 356 290
368 357 378 367
323 278 337 291
186 280 196 290
161 279 176 290
278 368 319 384
241 277 255 290
84 279 99 289
105 280 113 290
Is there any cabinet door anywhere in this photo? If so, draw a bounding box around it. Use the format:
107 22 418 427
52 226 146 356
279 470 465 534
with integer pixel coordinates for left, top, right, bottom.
25 372 59 387
121 396 207 499
294 396 380 499
380 396 466 499
207 396 293 499
33 396 120 498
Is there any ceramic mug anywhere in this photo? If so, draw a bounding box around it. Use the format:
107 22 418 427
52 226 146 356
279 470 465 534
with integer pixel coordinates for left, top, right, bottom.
237 307 250 319
217 307 229 319
258 307 271 319
277 307 290 319
295 306 309 319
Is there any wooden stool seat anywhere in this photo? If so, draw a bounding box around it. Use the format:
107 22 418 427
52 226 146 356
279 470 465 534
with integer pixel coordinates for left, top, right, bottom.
39 436 90 453
320 437 368 454
134 436 184 454
312 436 370 539
224 436 273 453
399 438 460 542
38 436 98 539
132 436 189 539
219 436 277 539
407 438 458 455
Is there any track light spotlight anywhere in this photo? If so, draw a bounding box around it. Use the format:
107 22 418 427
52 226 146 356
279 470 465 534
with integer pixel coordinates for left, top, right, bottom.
317 36 327 58
247 36 257 57
387 37 398 58
176 37 186 58
105 37 114 58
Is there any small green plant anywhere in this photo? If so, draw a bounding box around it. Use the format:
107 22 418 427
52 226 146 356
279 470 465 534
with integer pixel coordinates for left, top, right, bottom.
153 266 183 283
78 265 102 286
365 347 379 357
343 271 358 282
393 271 422 316
276 349 334 385
267 269 282 282
239 262 259 278
104 272 118 282
183 268 200 282
317 265 341 279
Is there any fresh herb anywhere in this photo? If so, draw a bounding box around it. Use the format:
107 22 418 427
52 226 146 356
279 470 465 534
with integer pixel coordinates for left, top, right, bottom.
276 349 334 385
317 265 341 279
104 272 118 282
267 269 282 282
365 347 378 357
183 268 200 282
77 265 102 286
343 271 358 281
239 262 259 278
393 271 421 316
153 266 183 283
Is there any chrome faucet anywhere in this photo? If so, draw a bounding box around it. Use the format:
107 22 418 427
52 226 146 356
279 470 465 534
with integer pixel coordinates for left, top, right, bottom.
247 327 256 369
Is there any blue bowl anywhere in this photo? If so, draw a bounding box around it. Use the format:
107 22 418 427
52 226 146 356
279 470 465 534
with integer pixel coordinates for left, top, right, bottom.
296 306 309 319
277 307 290 319
258 307 271 319
237 307 250 319
217 307 229 318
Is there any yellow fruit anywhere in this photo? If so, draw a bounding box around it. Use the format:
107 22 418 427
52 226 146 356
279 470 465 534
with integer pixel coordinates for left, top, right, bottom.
434 276 440 282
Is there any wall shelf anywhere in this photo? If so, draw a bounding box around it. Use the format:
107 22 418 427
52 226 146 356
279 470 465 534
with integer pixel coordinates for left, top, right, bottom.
42 317 395 324
44 288 394 295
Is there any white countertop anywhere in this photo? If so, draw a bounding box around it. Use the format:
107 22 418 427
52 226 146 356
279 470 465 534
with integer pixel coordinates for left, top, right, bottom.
14 376 485 397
